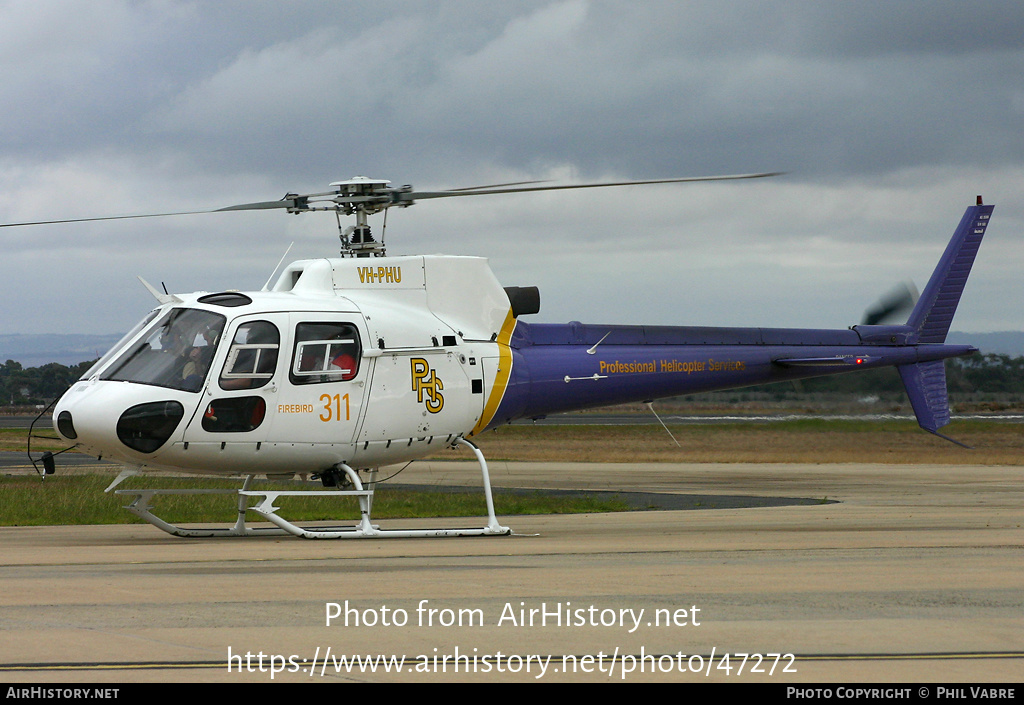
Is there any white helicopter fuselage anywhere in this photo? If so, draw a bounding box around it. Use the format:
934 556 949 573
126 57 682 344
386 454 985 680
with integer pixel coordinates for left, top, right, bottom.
53 255 516 476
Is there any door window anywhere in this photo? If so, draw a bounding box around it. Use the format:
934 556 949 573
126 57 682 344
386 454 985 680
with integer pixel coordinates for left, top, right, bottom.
290 322 361 385
219 320 280 390
201 396 267 432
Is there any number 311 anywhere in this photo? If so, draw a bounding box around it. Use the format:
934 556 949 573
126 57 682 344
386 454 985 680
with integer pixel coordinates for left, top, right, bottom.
319 393 350 422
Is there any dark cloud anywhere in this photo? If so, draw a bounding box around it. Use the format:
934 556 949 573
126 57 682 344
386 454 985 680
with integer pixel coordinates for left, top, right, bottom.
2 1 1023 336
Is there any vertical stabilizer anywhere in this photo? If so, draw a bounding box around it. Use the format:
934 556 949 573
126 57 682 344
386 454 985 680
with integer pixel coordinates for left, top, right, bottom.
898 199 993 446
898 358 968 446
906 199 994 343
898 360 950 432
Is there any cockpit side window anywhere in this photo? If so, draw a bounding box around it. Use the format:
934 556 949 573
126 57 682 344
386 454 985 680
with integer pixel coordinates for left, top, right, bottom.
219 320 280 390
102 309 226 392
290 322 361 385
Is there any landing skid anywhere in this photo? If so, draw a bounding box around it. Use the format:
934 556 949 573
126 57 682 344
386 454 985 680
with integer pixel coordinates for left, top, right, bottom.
115 438 511 539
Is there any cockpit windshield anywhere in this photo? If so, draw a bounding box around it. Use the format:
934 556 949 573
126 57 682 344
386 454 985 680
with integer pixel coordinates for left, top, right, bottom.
102 308 226 392
80 308 161 381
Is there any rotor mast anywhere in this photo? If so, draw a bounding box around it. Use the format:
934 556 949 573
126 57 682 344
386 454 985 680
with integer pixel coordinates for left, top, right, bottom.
323 177 406 258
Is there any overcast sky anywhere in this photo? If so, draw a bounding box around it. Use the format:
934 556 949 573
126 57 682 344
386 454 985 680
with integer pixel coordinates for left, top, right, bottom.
3 0 1024 337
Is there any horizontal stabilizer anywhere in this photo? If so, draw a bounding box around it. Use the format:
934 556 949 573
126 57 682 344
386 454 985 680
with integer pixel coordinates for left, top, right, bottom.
775 355 877 368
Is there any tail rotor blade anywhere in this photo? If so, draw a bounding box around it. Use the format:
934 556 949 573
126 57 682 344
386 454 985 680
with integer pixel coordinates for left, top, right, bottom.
861 282 919 325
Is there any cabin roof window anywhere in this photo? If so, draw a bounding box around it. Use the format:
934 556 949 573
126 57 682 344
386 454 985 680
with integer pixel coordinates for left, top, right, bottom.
198 292 253 307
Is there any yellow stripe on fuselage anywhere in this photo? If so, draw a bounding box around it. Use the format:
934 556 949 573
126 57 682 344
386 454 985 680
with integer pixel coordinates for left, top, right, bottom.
469 309 517 436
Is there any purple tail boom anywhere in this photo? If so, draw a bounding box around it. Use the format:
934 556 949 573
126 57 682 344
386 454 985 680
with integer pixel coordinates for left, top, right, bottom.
477 200 993 444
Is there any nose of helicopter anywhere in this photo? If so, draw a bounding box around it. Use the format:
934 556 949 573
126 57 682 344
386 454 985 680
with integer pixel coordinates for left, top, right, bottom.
53 382 189 459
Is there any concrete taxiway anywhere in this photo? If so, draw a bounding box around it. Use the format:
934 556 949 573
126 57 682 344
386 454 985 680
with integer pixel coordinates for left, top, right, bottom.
0 461 1021 683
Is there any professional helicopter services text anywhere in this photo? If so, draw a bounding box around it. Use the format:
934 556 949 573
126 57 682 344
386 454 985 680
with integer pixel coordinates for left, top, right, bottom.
598 358 747 375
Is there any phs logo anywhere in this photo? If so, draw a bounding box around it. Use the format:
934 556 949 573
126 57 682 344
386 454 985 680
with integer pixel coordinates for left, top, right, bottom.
411 358 444 413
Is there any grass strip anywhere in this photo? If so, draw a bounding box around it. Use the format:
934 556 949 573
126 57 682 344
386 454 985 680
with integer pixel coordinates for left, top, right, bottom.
0 474 631 527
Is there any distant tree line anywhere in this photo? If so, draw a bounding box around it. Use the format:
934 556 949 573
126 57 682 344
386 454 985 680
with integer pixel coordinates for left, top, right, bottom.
948 353 1024 395
2 353 1023 409
1 359 96 407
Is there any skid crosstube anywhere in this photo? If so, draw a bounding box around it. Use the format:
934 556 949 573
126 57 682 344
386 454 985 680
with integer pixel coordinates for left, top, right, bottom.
115 439 511 539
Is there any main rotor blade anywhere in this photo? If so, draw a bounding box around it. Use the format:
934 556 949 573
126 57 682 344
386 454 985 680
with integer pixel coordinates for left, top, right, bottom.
214 198 301 212
445 180 550 192
0 209 225 228
0 172 782 228
402 172 783 202
0 197 303 228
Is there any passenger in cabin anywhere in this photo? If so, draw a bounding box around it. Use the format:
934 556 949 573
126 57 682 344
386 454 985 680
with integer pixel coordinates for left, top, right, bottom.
181 327 219 391
330 351 357 381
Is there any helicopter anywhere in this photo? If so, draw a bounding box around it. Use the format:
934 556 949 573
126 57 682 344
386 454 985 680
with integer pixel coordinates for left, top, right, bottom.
7 174 994 539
